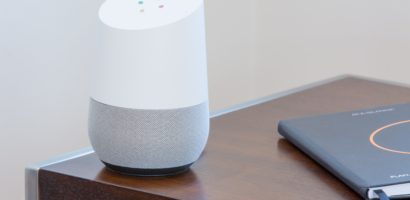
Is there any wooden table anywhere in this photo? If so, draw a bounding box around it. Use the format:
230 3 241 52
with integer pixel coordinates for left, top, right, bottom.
26 75 410 200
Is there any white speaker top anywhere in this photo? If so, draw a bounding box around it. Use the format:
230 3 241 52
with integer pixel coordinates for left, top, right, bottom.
99 0 203 30
93 0 208 110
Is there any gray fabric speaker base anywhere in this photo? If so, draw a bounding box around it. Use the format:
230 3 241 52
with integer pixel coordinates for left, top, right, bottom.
88 98 209 169
102 161 193 177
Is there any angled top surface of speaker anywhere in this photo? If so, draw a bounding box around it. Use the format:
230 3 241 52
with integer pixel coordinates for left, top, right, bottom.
99 0 203 30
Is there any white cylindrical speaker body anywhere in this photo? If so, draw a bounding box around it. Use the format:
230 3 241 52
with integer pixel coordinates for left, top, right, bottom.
89 0 209 176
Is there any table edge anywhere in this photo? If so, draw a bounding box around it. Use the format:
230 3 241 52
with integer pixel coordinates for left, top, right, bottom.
25 148 94 200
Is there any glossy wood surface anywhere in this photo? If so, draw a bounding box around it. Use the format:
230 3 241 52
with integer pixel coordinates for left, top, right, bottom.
39 77 410 200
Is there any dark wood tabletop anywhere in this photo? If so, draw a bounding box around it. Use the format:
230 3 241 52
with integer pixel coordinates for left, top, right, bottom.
37 76 410 200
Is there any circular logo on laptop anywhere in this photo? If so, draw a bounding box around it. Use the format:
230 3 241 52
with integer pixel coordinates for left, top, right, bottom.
370 120 410 155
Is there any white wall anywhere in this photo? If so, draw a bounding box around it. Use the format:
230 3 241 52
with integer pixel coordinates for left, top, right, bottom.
249 0 410 101
206 0 254 110
1 0 410 199
0 1 101 199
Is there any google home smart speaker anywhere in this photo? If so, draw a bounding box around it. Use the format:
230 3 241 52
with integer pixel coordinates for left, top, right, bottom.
88 0 209 176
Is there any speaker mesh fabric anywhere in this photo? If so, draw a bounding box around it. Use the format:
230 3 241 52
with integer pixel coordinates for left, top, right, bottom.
88 98 209 169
